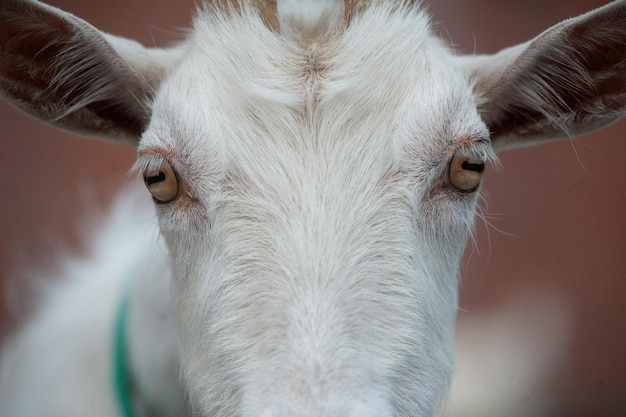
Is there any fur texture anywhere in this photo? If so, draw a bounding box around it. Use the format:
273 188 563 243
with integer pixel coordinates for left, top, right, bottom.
1 1 625 416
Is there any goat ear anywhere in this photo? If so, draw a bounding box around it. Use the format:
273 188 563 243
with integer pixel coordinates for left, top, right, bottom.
0 0 182 145
458 1 626 151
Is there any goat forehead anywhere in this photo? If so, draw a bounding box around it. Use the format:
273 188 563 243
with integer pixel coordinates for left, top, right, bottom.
146 2 483 157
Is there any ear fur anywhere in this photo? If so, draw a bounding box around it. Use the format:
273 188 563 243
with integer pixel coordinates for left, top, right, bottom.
458 0 626 151
0 0 183 145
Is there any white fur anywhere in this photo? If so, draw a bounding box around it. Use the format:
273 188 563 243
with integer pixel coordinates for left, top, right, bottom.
137 5 492 416
0 184 163 416
1 0 625 416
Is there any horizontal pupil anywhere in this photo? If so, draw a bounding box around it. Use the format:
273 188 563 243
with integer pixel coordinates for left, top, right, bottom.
461 161 485 173
144 171 166 185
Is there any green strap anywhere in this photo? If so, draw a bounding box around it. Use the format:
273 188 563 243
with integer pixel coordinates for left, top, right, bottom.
113 292 135 417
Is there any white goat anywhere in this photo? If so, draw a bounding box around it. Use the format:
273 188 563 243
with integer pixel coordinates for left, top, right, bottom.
0 0 625 416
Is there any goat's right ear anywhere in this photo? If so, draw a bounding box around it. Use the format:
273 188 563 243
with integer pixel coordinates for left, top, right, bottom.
457 0 626 152
0 0 183 146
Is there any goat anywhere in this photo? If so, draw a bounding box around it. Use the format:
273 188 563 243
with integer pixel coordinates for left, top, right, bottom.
0 0 625 416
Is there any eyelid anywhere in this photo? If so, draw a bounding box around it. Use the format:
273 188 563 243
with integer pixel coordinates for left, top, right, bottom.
449 137 496 166
133 148 179 178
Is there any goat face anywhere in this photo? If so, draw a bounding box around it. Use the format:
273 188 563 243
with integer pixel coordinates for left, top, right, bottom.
136 7 490 416
2 0 626 416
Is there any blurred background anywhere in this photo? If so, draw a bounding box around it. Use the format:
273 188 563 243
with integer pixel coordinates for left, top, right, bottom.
0 0 624 416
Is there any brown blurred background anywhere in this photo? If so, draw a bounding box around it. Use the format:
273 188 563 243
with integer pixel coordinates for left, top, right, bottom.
0 1 624 416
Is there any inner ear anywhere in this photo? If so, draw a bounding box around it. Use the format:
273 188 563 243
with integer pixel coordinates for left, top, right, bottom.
458 1 626 150
0 0 182 144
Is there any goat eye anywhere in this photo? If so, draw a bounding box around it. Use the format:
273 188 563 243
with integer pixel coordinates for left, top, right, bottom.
143 161 179 202
448 154 485 192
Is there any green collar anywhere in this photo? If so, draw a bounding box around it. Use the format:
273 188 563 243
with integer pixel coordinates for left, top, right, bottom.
113 293 135 417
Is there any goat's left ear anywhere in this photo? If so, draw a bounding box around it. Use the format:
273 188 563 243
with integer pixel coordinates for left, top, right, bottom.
457 0 626 151
0 0 184 146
